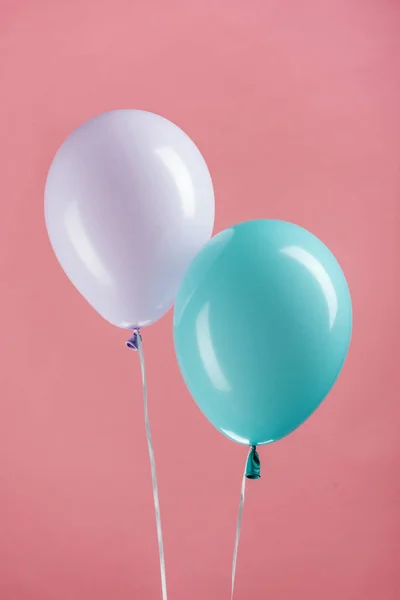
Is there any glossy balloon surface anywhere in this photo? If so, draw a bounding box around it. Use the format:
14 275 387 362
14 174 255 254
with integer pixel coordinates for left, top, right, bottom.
174 220 352 445
45 110 214 329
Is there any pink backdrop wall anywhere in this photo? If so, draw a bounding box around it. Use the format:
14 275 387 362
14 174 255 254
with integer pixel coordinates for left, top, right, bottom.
0 1 399 598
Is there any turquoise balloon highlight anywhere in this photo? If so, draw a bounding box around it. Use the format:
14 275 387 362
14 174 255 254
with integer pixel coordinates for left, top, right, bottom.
173 220 352 446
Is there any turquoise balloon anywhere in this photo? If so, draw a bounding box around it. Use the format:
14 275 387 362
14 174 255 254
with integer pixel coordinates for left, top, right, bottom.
173 220 352 446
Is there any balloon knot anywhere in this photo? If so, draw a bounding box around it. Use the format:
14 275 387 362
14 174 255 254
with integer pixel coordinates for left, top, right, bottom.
126 329 141 350
245 446 261 480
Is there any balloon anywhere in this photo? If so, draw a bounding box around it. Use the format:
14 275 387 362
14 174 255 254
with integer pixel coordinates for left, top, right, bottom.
173 220 352 446
45 110 215 329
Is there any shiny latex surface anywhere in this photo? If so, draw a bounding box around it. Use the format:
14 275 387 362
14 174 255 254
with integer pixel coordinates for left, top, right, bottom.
174 220 352 445
45 110 215 329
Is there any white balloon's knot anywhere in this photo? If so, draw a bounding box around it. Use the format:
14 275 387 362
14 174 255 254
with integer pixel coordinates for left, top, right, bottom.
126 329 141 350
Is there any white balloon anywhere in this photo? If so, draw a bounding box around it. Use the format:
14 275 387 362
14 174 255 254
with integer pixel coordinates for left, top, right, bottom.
45 110 215 329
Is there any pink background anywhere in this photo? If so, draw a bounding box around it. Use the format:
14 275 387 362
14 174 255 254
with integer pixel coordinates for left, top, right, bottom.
1 1 399 598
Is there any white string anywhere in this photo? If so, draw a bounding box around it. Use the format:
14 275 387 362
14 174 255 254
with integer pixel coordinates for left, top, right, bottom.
136 333 168 600
231 449 251 600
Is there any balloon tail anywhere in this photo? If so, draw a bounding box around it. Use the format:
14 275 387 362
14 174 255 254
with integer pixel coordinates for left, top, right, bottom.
245 446 261 480
231 446 261 599
127 330 168 600
126 330 141 350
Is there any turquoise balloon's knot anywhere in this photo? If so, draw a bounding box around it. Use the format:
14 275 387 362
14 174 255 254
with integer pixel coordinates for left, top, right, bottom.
245 446 261 480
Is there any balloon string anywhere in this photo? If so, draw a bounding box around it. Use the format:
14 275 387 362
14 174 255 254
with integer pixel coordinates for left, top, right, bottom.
231 448 251 600
136 333 168 600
